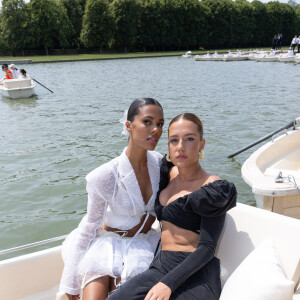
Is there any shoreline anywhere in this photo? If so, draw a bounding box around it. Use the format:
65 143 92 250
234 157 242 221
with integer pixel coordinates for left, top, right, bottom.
0 48 289 64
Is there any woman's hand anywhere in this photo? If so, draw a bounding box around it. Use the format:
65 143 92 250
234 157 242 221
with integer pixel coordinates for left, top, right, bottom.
66 293 80 300
144 282 171 300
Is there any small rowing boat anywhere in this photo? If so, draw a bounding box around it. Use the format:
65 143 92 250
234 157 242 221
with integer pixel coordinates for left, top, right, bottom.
0 78 36 99
241 118 300 219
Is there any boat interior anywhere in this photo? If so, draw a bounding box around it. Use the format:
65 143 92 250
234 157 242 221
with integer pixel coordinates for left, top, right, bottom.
0 203 300 300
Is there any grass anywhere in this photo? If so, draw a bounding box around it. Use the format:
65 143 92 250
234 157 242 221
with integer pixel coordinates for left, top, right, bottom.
0 47 289 63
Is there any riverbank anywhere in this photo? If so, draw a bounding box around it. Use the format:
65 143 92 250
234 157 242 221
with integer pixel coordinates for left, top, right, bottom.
0 48 289 64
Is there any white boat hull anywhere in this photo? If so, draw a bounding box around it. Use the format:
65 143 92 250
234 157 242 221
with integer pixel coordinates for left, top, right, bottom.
182 54 192 58
255 55 278 62
0 78 36 99
195 55 224 61
223 55 248 61
1 204 300 299
278 55 295 63
242 128 300 219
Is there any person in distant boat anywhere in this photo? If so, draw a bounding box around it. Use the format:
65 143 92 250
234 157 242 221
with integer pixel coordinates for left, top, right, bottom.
228 50 233 56
206 51 210 57
19 69 29 79
1 64 13 79
108 113 237 300
59 98 165 300
213 51 218 56
9 64 20 79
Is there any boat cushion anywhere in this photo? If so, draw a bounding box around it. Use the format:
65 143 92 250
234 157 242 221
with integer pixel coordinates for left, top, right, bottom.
220 238 294 300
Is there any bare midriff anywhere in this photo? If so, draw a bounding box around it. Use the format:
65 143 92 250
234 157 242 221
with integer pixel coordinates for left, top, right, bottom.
160 221 199 252
101 213 156 238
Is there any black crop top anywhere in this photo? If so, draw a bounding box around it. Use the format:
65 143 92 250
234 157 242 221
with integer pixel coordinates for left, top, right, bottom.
155 156 237 233
155 156 237 292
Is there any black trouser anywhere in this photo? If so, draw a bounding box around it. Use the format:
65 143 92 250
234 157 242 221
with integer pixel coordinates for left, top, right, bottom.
108 250 221 300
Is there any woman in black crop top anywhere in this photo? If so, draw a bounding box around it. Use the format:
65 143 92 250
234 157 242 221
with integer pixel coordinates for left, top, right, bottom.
108 113 237 300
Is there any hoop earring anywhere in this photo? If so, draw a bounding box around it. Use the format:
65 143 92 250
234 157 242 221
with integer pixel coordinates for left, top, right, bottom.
166 154 172 162
199 150 205 160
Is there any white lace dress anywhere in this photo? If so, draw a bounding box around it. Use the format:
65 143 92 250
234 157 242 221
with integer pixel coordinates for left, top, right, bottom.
59 148 162 295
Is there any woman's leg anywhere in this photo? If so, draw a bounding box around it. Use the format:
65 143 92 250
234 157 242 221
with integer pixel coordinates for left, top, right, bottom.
82 275 110 300
109 277 121 293
171 257 221 300
108 268 163 300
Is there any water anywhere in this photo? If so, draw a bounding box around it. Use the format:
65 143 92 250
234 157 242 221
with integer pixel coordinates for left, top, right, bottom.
0 57 299 257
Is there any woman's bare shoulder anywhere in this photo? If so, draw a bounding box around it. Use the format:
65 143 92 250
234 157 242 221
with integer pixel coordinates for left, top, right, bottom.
203 173 221 185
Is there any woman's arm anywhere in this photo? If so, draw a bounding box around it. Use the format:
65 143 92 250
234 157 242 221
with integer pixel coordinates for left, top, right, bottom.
59 166 115 295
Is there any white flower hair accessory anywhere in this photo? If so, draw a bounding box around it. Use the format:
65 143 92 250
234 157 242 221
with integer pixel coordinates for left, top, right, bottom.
119 109 129 137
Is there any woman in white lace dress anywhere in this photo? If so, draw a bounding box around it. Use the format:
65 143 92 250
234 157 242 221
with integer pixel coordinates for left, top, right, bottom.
59 98 164 300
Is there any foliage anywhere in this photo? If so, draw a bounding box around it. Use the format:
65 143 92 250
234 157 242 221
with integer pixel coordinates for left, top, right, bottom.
80 0 116 52
59 0 83 48
0 0 27 52
25 0 73 54
111 0 141 52
1 0 300 53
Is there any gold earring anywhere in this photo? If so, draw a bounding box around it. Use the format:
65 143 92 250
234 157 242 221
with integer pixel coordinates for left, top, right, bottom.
166 154 172 162
199 150 204 160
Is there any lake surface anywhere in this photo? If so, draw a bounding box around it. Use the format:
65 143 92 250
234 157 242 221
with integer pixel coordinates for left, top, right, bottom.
1 56 299 258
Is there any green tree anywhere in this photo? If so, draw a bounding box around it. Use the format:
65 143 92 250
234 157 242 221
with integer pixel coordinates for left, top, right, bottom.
202 0 235 49
233 0 254 48
80 0 116 53
1 0 27 55
137 0 163 51
266 2 298 46
26 0 73 55
0 21 9 55
111 0 141 52
59 0 84 48
175 0 209 50
251 0 269 47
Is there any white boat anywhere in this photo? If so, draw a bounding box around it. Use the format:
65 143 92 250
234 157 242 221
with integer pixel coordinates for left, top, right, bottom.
1 203 300 299
0 78 36 99
242 118 300 219
222 54 248 61
182 51 192 58
195 54 224 61
255 54 279 62
278 53 295 63
294 54 300 64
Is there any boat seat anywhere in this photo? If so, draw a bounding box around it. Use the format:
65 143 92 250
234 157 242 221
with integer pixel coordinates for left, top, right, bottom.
1 204 300 299
3 78 32 89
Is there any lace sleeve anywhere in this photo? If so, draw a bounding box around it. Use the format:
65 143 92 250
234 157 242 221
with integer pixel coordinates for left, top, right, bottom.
60 163 116 295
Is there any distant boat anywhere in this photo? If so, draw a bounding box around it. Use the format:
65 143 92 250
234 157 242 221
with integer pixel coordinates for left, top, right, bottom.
242 119 300 219
0 78 36 99
195 53 224 61
278 52 295 63
222 54 248 62
182 51 192 58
